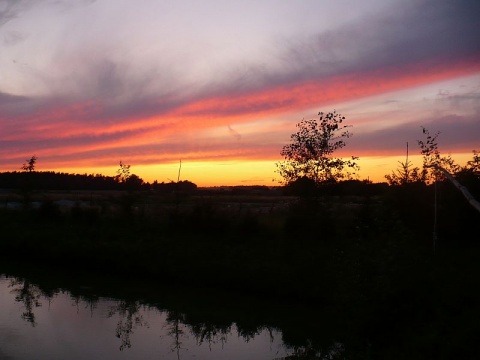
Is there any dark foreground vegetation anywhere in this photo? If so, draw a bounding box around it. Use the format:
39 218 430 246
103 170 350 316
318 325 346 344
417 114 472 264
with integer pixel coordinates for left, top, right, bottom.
1 174 480 359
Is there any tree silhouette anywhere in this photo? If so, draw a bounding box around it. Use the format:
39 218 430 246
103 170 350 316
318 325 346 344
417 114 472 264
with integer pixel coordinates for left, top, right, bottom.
108 300 147 351
385 142 426 185
115 161 131 183
275 111 359 185
417 127 459 183
9 278 43 327
466 150 480 176
115 161 144 192
21 155 37 172
166 311 187 360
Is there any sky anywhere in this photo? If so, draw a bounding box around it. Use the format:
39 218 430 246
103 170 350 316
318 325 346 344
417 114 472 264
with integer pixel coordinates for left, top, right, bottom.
1 0 479 186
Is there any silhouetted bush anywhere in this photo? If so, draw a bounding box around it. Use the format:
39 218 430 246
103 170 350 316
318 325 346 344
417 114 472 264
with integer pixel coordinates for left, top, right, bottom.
152 180 197 195
283 176 319 197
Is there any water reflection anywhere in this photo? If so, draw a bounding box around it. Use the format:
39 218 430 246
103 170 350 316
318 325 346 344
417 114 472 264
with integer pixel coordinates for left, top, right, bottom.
190 320 231 350
108 300 148 351
165 311 187 359
8 278 43 327
2 270 340 360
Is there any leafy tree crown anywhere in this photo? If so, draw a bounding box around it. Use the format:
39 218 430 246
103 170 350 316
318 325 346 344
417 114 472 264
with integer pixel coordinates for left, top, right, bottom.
21 155 37 172
275 111 359 185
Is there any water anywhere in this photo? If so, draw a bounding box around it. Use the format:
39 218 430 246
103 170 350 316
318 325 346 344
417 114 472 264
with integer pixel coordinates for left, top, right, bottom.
0 265 341 360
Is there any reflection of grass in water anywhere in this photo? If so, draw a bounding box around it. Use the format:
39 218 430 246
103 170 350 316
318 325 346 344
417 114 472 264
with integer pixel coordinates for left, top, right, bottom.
8 278 43 327
108 300 148 351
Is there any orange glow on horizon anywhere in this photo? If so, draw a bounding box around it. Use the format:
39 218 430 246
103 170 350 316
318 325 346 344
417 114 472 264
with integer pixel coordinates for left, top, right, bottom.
45 152 475 187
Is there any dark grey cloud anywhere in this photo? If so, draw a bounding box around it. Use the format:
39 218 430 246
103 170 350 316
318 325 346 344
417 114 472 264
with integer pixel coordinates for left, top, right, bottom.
0 0 37 27
0 0 20 27
6 0 476 129
0 126 150 155
28 51 197 125
356 0 480 67
179 0 480 116
349 113 480 155
246 0 480 90
0 91 28 106
0 0 97 28
434 88 480 115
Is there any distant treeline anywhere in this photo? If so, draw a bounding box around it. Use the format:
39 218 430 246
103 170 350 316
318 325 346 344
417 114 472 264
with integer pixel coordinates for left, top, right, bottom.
0 170 391 196
0 171 197 193
2 168 479 202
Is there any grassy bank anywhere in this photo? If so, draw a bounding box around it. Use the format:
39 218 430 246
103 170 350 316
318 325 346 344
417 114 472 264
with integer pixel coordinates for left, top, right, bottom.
0 189 412 299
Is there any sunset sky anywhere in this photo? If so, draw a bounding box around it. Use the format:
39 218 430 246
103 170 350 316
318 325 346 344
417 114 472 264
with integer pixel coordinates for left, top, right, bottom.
1 0 479 186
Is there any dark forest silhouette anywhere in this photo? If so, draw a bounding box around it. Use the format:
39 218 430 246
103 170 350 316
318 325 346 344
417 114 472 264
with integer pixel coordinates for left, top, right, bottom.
0 170 197 193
